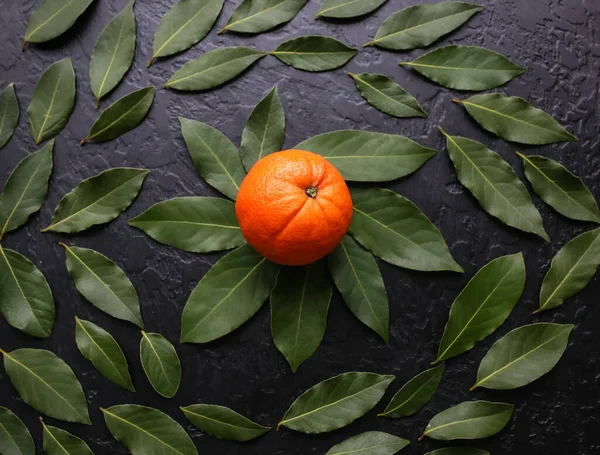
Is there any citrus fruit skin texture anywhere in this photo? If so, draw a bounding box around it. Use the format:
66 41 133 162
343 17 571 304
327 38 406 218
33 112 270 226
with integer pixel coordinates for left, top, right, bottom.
235 149 353 266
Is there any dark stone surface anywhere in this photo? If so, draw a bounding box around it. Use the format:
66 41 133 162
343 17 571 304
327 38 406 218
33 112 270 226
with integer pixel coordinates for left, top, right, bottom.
1 0 599 453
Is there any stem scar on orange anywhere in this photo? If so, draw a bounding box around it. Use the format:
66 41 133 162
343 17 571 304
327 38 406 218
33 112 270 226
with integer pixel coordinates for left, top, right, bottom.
235 149 353 266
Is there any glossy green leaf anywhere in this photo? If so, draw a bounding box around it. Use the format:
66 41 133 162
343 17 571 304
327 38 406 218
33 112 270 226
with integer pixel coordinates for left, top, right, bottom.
421 401 513 441
278 372 394 433
75 317 134 392
328 235 388 342
473 323 573 390
0 407 34 455
220 0 307 34
0 83 19 150
82 87 155 144
140 331 181 398
425 449 489 455
366 2 482 50
62 244 144 328
442 131 549 241
380 364 444 418
240 86 285 172
349 188 463 273
435 253 526 363
23 0 95 45
102 405 197 455
41 420 94 455
271 36 357 72
456 93 577 144
326 431 409 455
181 244 278 343
316 0 387 19
538 228 600 312
181 404 270 442
0 246 55 338
179 117 246 200
0 349 90 425
295 130 436 182
28 59 75 144
518 153 600 223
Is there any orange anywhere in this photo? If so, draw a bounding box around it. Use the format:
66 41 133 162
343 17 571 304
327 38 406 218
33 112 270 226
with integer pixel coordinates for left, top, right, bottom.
235 149 353 266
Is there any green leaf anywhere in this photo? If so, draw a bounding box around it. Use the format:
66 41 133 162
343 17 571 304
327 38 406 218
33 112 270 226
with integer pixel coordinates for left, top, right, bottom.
425 449 489 455
435 253 526 364
271 36 357 72
0 83 19 150
0 407 34 455
181 244 278 343
240 86 285 172
179 117 246 200
41 420 94 455
0 349 90 425
365 2 482 50
278 372 395 433
518 153 600 224
0 246 55 338
23 0 95 45
316 0 388 20
27 59 75 144
271 259 332 372
326 431 410 455
328 235 388 342
0 141 53 239
380 364 444 418
62 244 144 328
421 401 513 441
455 93 577 145
220 0 308 34
537 227 600 313
140 331 181 398
349 187 463 273
149 0 225 66
473 323 573 390
102 405 197 455
295 130 436 182
442 131 549 241
74 317 134 392
181 404 270 442
43 168 149 233
166 47 266 91
90 0 137 105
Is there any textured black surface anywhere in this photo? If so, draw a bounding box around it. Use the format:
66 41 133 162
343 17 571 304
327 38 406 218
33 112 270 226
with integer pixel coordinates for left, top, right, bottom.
1 0 600 453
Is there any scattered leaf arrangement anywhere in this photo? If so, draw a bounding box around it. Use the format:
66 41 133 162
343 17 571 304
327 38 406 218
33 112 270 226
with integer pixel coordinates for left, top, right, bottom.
0 0 596 454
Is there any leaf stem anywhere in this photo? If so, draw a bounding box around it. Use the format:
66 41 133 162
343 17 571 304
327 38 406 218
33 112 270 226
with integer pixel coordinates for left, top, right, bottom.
452 98 463 104
217 27 227 35
363 40 375 47
0 348 6 356
80 138 88 146
95 98 100 109
22 40 27 51
469 384 478 391
147 57 155 68
418 433 426 441
532 308 542 315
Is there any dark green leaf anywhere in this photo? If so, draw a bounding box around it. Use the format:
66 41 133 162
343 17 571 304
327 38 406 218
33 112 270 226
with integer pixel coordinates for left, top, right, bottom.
0 407 34 455
316 0 388 20
41 420 94 455
326 431 409 455
425 449 489 455
271 36 357 72
0 83 19 149
140 331 181 398
23 0 95 45
221 0 307 34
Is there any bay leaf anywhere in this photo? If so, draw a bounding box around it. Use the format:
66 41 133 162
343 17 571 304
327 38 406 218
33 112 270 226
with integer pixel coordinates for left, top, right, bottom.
23 0 95 46
434 253 526 364
140 331 181 398
149 0 225 66
473 323 573 390
349 72 427 118
165 47 266 91
278 372 394 433
179 117 246 200
0 83 19 150
220 0 307 34
399 46 525 91
102 404 197 455
41 420 94 455
0 407 34 455
365 2 482 50
62 244 144 328
442 131 549 241
455 93 577 144
537 227 600 313
421 401 513 441
316 0 388 20
181 404 270 442
518 153 600 223
426 449 489 455
0 349 90 425
295 130 436 182
328 235 389 342
181 244 278 343
28 59 75 144
326 431 410 455
81 87 155 144
42 168 149 233
0 246 55 338
75 317 134 392
348 187 463 273
0 141 53 239
379 364 444 418
271 259 332 372
271 36 357 72
90 0 137 105
240 86 285 172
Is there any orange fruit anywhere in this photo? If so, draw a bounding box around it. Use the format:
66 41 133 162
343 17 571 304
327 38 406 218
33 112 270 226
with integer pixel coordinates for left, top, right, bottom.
235 149 353 266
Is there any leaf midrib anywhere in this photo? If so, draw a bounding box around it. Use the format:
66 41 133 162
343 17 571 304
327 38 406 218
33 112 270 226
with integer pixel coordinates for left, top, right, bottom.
182 407 262 432
25 0 78 41
425 411 508 436
226 0 294 30
88 90 151 141
190 127 240 192
383 369 438 416
97 7 130 99
317 0 362 17
291 266 310 366
353 74 423 115
167 53 264 86
329 441 406 455
34 65 67 144
43 424 71 455
141 332 174 391
406 62 523 73
0 421 23 454
132 219 240 229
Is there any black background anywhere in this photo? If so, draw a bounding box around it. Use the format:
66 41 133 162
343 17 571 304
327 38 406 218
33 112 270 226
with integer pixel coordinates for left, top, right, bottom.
1 0 599 453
